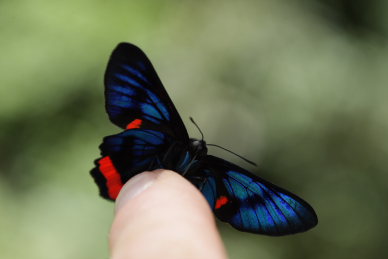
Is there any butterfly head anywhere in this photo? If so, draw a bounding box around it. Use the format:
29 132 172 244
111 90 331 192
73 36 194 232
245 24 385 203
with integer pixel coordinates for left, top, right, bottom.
189 138 208 157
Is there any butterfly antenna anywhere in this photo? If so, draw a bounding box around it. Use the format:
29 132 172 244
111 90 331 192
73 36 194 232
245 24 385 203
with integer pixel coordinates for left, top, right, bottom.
207 143 258 167
189 117 204 141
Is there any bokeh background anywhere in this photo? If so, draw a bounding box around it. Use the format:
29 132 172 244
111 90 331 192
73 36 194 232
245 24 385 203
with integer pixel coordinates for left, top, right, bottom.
1 0 388 258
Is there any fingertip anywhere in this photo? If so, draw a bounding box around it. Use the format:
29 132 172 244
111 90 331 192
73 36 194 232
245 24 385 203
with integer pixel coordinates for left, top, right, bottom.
110 170 227 259
114 171 159 213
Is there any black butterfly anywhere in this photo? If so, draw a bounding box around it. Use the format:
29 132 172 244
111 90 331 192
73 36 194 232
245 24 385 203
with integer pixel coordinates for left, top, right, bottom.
91 43 318 235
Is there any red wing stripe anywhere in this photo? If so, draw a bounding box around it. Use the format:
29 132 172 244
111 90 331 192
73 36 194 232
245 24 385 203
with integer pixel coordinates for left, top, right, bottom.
215 196 229 209
126 119 142 129
98 156 123 200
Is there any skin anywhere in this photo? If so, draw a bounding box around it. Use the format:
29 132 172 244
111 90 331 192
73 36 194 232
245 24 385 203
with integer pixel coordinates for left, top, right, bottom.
110 169 228 259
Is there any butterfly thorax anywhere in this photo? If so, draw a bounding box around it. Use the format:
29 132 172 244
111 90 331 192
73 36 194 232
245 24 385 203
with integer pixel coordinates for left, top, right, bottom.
158 138 207 174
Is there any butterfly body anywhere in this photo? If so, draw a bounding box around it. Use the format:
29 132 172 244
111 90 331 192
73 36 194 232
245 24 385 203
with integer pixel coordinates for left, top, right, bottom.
153 137 208 175
91 43 318 235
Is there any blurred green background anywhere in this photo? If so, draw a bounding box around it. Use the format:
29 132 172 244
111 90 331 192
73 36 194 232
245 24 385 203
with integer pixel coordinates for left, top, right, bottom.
1 0 388 258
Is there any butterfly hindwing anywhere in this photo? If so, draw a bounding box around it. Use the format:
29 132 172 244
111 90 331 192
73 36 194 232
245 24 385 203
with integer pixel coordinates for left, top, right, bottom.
195 155 318 235
91 128 172 200
104 43 188 141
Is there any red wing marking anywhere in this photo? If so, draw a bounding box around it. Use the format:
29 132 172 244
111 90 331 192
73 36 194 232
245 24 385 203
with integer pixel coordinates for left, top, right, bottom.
98 156 123 200
215 196 229 209
126 119 143 129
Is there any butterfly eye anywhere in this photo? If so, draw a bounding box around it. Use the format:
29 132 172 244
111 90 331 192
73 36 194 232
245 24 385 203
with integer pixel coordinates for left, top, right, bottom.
193 140 206 149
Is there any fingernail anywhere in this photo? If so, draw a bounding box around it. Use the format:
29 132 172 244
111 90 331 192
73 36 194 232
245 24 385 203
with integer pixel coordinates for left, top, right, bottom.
115 171 158 213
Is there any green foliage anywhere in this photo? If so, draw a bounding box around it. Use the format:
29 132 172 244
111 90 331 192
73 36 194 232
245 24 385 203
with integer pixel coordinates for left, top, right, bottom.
1 0 387 258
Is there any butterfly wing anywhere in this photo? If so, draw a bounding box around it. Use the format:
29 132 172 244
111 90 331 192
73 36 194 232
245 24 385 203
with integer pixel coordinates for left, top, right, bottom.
91 43 192 200
104 42 189 141
91 129 172 200
193 155 318 235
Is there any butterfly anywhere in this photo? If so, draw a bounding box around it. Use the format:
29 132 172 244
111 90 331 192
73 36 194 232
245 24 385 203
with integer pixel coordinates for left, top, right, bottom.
90 43 318 235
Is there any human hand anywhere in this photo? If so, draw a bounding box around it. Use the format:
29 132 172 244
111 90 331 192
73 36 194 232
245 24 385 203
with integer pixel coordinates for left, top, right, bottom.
109 169 228 259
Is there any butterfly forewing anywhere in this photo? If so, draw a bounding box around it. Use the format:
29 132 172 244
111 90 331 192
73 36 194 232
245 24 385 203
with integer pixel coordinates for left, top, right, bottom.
194 155 318 235
104 43 189 141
